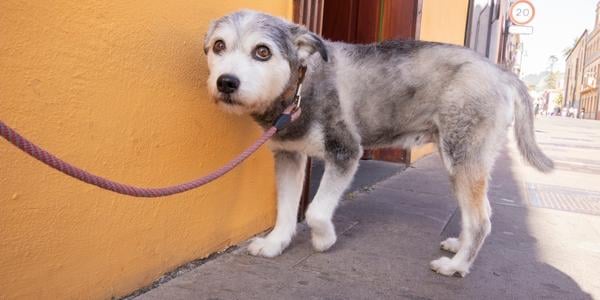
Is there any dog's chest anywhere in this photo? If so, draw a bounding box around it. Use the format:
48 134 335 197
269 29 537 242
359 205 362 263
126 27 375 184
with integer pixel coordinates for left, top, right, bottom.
268 125 325 158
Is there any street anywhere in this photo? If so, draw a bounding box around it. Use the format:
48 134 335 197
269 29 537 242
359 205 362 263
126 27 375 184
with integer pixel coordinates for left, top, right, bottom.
132 117 600 299
524 117 600 210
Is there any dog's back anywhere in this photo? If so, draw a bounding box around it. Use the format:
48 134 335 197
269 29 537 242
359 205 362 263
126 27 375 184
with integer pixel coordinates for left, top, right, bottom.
319 39 552 173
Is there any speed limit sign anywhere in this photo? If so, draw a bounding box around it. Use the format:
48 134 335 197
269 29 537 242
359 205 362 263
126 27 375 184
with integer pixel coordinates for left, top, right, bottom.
510 0 535 25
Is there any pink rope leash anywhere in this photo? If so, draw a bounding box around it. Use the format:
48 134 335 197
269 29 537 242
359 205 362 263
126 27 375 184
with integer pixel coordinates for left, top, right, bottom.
0 107 300 198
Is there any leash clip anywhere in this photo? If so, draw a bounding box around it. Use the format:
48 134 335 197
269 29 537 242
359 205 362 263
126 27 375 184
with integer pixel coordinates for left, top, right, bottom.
292 65 307 113
293 85 303 112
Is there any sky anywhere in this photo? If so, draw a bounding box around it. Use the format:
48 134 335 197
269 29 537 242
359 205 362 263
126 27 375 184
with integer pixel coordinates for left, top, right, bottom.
519 0 598 75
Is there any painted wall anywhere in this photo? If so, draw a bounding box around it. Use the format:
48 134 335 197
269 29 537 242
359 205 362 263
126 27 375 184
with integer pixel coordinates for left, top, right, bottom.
420 0 469 45
406 0 469 161
0 1 291 298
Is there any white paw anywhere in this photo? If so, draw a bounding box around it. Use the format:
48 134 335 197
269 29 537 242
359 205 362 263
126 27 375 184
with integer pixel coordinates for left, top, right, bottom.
430 256 469 277
440 237 461 253
312 231 337 252
306 214 337 252
247 237 288 258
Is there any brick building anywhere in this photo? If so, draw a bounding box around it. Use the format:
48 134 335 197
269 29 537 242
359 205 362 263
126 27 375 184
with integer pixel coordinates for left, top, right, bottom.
564 31 587 110
565 1 600 119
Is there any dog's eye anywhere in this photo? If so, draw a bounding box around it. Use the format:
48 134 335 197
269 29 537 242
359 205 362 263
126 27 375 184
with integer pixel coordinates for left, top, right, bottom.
253 45 272 61
213 40 226 54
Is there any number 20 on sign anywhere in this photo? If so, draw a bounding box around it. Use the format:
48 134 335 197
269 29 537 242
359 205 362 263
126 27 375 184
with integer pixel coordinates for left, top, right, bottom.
510 0 535 25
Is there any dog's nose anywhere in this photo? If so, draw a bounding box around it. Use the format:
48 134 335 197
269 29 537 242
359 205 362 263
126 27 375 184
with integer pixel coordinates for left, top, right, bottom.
216 74 240 94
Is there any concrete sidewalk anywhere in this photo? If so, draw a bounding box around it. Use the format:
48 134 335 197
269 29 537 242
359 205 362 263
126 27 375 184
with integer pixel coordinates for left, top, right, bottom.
133 118 600 299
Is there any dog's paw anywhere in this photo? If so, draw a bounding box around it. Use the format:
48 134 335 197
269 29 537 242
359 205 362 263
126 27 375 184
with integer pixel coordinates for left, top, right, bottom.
430 256 469 277
247 237 286 258
440 237 461 253
311 231 337 252
306 213 337 252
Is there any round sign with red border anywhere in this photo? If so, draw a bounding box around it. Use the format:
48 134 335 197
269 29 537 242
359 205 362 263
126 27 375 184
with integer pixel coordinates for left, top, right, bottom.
510 0 535 25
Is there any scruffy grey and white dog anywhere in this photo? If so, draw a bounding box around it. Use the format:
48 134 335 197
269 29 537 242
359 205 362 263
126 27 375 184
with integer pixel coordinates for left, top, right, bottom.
203 10 553 277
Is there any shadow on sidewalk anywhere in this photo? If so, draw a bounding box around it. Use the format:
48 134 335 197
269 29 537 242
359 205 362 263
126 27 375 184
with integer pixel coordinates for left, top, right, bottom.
399 149 593 298
297 149 593 299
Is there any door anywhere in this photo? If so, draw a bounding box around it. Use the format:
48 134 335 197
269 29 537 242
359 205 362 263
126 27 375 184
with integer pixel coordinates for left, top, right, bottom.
322 0 421 163
294 0 422 220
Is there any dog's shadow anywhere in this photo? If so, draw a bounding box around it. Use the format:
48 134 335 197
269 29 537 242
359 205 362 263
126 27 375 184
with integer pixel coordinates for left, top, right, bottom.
291 150 594 299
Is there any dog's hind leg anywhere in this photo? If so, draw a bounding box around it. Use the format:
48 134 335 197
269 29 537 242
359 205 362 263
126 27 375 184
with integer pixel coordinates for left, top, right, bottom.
248 151 306 257
430 100 501 276
430 165 492 277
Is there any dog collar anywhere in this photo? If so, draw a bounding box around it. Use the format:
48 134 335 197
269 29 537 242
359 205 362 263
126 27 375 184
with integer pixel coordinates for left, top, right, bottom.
273 65 307 131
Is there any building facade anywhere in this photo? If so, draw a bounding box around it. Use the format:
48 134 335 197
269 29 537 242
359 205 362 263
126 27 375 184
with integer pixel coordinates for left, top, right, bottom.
465 0 511 64
564 31 588 110
564 1 600 119
582 3 600 120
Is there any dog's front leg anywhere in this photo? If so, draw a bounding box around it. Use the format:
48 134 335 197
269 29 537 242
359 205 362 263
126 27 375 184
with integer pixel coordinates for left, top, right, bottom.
248 151 306 257
306 145 360 252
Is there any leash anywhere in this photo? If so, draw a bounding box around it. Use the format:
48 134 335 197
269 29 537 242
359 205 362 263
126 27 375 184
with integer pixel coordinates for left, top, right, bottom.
0 65 307 198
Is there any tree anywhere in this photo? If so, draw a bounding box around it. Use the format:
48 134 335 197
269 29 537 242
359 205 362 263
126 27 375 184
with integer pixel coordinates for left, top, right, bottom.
544 55 560 90
554 93 564 107
548 55 558 73
562 37 580 58
544 71 558 90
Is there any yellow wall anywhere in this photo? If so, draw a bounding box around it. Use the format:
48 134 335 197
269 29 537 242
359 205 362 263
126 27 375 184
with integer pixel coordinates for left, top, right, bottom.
0 1 291 299
420 0 469 45
404 0 469 162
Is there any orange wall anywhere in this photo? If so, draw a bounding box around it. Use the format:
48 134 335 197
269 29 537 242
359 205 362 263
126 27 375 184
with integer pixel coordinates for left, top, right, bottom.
0 1 291 299
420 0 469 45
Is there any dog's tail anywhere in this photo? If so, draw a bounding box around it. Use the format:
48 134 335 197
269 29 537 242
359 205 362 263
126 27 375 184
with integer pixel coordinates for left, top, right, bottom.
512 78 554 173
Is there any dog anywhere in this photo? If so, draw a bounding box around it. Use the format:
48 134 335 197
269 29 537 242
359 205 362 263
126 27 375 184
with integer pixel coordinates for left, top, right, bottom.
203 10 554 277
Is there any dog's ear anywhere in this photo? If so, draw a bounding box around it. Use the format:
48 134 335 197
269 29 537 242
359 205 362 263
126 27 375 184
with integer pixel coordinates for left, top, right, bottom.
290 26 328 62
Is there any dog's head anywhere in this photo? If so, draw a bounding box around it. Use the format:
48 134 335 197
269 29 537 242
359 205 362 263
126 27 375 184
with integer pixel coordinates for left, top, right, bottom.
203 10 328 114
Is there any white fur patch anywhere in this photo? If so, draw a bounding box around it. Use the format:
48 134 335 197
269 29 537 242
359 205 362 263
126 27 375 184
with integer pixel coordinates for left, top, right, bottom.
269 125 326 158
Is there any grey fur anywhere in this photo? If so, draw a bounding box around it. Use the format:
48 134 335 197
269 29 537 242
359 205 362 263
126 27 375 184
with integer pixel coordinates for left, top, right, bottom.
204 11 554 277
513 79 555 172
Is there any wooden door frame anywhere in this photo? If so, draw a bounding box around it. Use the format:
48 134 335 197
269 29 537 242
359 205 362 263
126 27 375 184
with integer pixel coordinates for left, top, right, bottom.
293 0 325 221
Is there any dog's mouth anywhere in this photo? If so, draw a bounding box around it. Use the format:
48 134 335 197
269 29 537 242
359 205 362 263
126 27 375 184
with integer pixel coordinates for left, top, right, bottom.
215 93 243 106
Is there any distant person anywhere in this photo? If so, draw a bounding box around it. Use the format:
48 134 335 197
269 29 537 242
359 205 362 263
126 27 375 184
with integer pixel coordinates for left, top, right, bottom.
534 103 540 116
580 107 585 119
